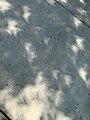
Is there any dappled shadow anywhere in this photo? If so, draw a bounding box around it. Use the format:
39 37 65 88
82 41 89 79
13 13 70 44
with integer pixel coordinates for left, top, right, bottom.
56 0 90 27
0 0 90 120
0 0 12 13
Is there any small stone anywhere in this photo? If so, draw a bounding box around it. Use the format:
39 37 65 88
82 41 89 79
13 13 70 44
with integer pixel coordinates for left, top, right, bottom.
77 103 79 105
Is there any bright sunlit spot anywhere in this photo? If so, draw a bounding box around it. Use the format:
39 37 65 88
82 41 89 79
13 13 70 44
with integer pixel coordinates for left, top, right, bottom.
70 45 79 54
64 75 72 87
24 101 44 120
54 90 64 107
44 37 50 45
70 36 85 54
73 17 82 28
25 42 37 63
0 71 49 120
52 69 60 80
77 8 87 15
75 36 85 50
78 67 90 88
6 19 21 36
79 67 87 81
23 6 31 23
79 0 85 4
56 111 72 120
57 0 68 4
0 0 12 13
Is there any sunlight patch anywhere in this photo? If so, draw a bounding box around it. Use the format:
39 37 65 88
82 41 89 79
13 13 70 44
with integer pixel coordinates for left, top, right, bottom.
35 71 45 84
56 111 72 120
70 45 79 54
23 6 31 23
22 83 47 103
75 36 85 50
44 37 50 45
64 75 72 87
0 0 11 13
70 36 85 54
73 17 82 28
25 42 37 63
79 0 85 4
6 19 21 36
0 75 48 120
54 90 64 106
0 87 19 119
24 101 44 120
78 67 90 88
77 8 87 15
52 69 60 80
47 0 55 5
79 67 87 81
57 0 68 4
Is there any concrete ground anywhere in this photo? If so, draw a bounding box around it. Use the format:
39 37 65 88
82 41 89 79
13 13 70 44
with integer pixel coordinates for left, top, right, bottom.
0 0 90 120
0 112 7 120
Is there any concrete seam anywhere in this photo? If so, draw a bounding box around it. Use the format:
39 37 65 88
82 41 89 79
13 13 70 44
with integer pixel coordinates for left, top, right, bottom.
55 0 90 29
0 109 12 120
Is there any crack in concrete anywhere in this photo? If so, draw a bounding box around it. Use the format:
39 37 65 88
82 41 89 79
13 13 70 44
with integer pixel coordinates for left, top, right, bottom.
55 0 90 29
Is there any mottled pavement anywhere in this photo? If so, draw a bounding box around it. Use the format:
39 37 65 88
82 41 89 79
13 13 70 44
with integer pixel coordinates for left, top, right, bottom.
0 0 90 120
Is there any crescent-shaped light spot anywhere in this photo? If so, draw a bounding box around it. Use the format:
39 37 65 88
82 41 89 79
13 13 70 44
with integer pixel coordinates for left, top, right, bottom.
52 69 60 80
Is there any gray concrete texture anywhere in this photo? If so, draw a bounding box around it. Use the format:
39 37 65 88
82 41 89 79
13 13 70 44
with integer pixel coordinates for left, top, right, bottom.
0 112 6 120
0 0 90 120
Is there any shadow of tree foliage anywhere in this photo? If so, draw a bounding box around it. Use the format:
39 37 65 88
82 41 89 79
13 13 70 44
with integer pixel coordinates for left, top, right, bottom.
0 0 90 120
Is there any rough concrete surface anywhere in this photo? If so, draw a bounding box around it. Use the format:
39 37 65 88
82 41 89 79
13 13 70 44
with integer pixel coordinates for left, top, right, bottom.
57 0 90 26
0 112 7 120
0 0 90 120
